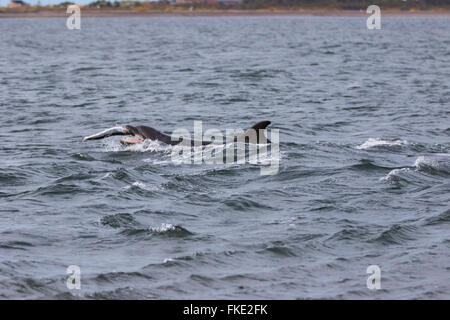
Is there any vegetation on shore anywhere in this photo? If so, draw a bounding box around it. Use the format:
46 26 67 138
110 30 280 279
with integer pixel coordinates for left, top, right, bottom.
1 0 449 13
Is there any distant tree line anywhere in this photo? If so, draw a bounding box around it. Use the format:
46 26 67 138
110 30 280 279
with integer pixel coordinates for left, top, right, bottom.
241 0 450 10
12 0 448 9
87 0 139 8
48 0 450 9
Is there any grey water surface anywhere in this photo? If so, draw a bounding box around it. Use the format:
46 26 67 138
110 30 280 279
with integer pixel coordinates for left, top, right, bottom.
0 16 449 299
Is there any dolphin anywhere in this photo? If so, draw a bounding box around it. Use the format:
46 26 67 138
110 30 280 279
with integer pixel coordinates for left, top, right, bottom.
82 121 272 146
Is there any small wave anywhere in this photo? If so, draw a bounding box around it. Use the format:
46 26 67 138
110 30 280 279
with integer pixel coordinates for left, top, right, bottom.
149 223 186 234
112 168 133 182
423 209 450 226
94 271 152 284
381 154 450 182
33 183 86 196
327 228 369 242
100 213 139 229
370 224 418 245
258 241 297 257
84 287 145 300
101 215 191 237
72 66 103 73
121 224 192 237
0 172 27 186
413 155 450 174
123 181 158 192
380 168 413 182
0 241 33 251
222 196 273 211
131 181 146 189
261 246 297 257
71 153 95 161
98 172 112 180
356 138 408 150
350 160 393 172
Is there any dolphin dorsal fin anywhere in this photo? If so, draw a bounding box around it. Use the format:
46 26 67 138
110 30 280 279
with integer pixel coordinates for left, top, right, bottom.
248 121 271 132
239 121 271 144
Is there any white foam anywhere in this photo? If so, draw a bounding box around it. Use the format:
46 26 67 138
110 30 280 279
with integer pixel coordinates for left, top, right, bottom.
414 156 433 168
413 155 450 173
101 139 172 153
150 223 177 233
381 154 450 181
102 139 122 152
356 138 408 150
98 172 111 180
132 181 146 189
123 181 157 191
125 140 172 153
380 168 412 181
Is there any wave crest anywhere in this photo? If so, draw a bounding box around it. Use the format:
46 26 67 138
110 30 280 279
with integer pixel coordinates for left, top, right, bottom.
356 138 408 150
381 153 450 182
414 155 450 174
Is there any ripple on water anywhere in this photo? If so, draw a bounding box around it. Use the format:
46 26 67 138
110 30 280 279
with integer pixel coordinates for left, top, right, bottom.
222 195 274 211
356 138 409 150
423 209 450 226
100 213 139 229
370 224 419 246
381 154 450 186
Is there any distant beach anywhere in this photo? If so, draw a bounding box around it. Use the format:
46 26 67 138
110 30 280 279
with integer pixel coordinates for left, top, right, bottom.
1 8 450 18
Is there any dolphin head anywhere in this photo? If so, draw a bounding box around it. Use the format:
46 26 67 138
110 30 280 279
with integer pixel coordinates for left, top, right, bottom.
123 125 140 137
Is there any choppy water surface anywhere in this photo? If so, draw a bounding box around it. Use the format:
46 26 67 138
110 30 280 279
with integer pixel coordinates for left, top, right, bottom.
0 16 449 299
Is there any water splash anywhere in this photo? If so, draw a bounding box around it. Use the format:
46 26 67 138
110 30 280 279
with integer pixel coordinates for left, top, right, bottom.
413 154 450 174
356 138 408 150
123 181 158 191
380 167 412 182
101 139 172 153
381 153 450 181
149 223 178 233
